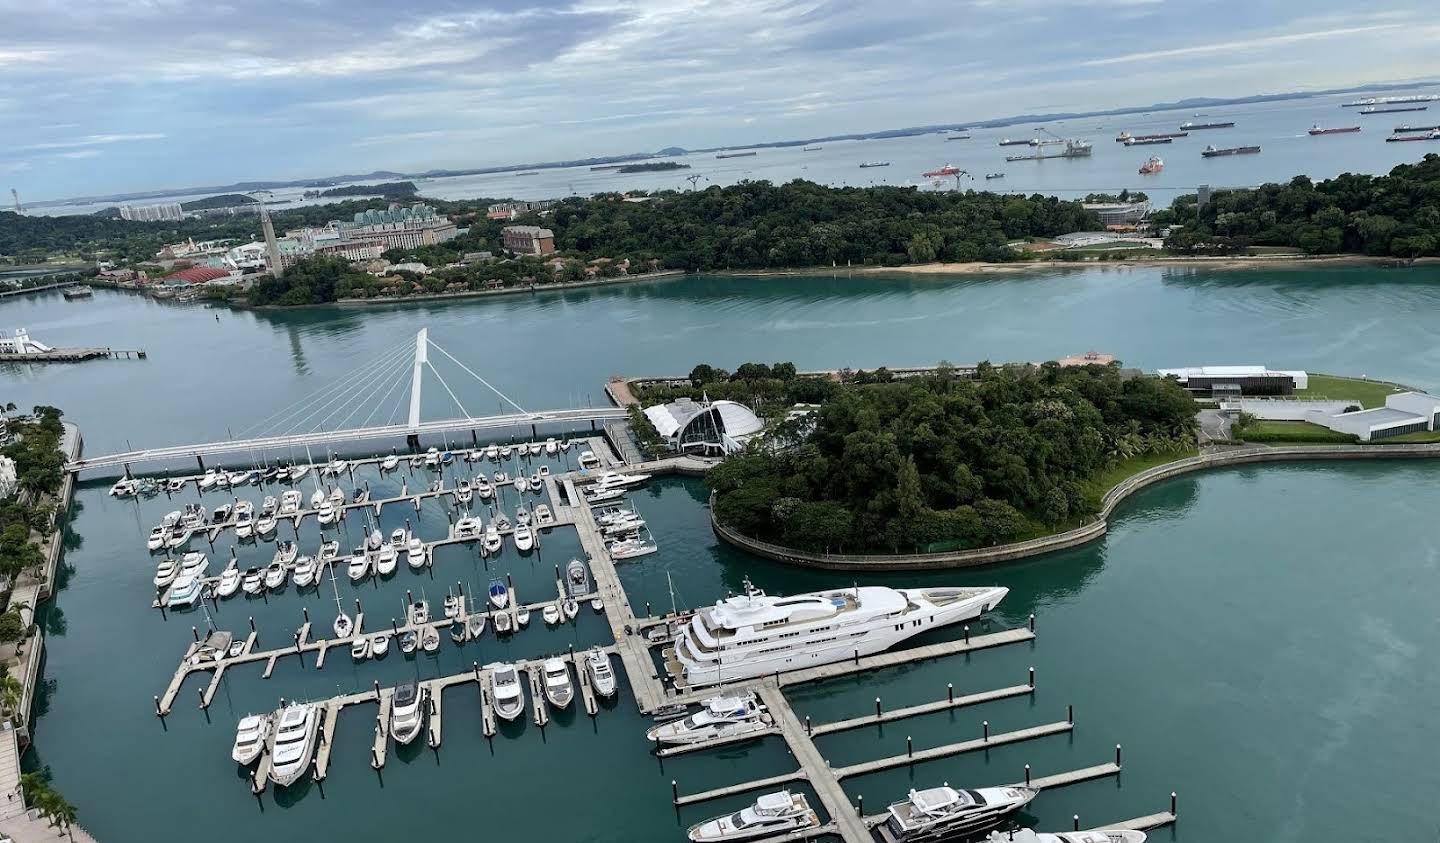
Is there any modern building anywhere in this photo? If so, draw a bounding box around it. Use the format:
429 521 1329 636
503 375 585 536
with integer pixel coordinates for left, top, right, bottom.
1158 365 1309 397
643 397 763 455
486 200 558 220
501 225 556 256
0 455 16 499
1081 201 1150 226
1318 392 1440 441
120 202 184 222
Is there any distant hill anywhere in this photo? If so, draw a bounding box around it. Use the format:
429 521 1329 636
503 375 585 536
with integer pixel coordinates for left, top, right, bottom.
310 181 418 200
180 193 258 211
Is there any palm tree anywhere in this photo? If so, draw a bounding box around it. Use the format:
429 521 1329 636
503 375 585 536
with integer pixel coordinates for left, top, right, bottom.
0 675 23 719
50 795 77 841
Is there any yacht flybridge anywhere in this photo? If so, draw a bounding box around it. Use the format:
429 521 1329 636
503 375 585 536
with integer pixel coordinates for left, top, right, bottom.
880 784 1037 842
646 692 771 745
668 578 1007 687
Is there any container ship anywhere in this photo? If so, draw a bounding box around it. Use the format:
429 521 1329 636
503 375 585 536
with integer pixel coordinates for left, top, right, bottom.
1201 144 1260 157
1360 106 1428 114
1117 128 1186 140
1385 130 1440 142
1180 121 1235 130
1307 125 1360 135
715 151 758 159
1123 137 1172 146
1006 140 1093 161
921 164 962 178
997 137 1033 146
1139 156 1164 175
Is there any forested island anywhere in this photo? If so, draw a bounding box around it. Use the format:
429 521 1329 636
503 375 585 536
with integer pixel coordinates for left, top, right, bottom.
308 181 418 200
702 362 1197 554
179 194 257 212
616 162 690 173
1155 153 1440 257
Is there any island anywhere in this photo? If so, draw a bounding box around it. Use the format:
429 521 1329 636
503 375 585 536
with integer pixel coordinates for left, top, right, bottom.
616 162 691 174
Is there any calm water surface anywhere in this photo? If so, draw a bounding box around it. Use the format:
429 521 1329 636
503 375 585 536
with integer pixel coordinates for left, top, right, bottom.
3 269 1439 843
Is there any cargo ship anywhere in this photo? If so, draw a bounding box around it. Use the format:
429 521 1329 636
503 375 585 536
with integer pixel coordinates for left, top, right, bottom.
1179 121 1235 130
1138 156 1163 175
1123 137 1172 146
1343 94 1440 107
1394 124 1440 132
1385 130 1440 142
802 146 822 151
1116 131 1187 142
1006 140 1093 161
985 173 1005 179
997 138 1033 146
1307 125 1360 135
945 135 971 141
715 151 758 159
1360 106 1428 114
922 164 962 178
858 161 890 168
1201 144 1260 157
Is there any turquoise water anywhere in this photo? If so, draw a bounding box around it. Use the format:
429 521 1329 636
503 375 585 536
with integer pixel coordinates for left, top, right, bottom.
5 270 1440 842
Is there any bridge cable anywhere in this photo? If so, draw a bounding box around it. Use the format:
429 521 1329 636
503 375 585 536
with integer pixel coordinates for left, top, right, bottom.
296 344 415 434
426 339 529 415
340 355 415 432
232 336 412 439
283 342 414 436
359 360 415 431
424 360 473 421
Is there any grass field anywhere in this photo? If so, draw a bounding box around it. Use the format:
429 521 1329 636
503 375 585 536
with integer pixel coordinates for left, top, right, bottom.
1238 420 1359 444
1080 448 1200 502
1294 374 1405 409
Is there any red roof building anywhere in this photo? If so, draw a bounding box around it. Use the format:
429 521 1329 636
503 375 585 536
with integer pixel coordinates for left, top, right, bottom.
167 267 232 284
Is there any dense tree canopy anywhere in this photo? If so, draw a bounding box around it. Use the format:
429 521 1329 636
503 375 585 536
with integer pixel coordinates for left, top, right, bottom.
707 364 1196 554
1154 153 1440 257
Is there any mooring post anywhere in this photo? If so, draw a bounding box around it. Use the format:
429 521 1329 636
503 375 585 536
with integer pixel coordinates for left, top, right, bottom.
671 780 678 803
249 616 255 634
645 601 651 615
1067 704 1074 724
1024 764 1031 786
983 720 989 742
192 626 199 642
1171 792 1178 816
1028 666 1035 688
856 795 863 816
1116 744 1122 766
875 697 882 718
947 683 954 703
1029 613 1035 632
154 696 162 716
1073 815 1080 832
805 715 811 735
303 607 310 625
906 736 913 758
853 649 859 664
964 625 970 644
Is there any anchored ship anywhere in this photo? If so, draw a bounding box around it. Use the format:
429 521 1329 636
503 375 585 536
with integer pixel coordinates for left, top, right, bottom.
1361 106 1428 114
921 164 962 178
715 151 758 159
1201 144 1260 157
997 137 1032 146
1179 121 1234 130
1385 130 1440 142
1116 131 1187 142
1308 125 1360 135
1005 139 1093 161
1139 156 1163 175
1123 137 1172 146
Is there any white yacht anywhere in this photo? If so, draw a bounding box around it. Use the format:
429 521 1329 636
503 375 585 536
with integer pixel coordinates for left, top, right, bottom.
198 469 220 490
233 501 255 538
293 556 318 588
882 784 1037 842
987 831 1147 843
646 693 770 745
455 478 473 505
241 567 264 595
279 490 302 515
380 454 400 472
542 658 574 708
263 561 287 590
231 713 271 765
316 500 337 526
670 579 1008 687
310 488 327 510
607 536 657 560
594 471 651 489
585 647 617 698
454 517 481 540
391 682 425 745
688 791 819 842
216 563 242 597
347 549 371 581
179 551 209 579
578 450 601 469
153 557 181 589
147 526 167 551
268 703 320 787
406 543 428 570
255 513 277 537
482 526 502 555
167 573 204 608
513 524 534 552
544 438 558 455
375 544 397 576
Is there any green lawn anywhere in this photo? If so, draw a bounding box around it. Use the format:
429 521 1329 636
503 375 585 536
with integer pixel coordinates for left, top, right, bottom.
1294 374 1405 409
1238 420 1358 444
1080 448 1199 502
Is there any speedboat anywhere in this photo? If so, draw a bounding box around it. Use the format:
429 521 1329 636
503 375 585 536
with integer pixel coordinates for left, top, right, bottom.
646 694 770 745
467 613 485 640
241 567 264 595
274 466 291 483
528 442 542 456
347 549 371 581
515 606 530 628
499 445 513 459
289 464 311 483
147 526 168 551
334 612 354 639
372 632 390 657
542 603 561 626
279 490 302 515
380 454 400 472
476 480 494 500
391 682 425 744
586 647 617 698
231 713 271 765
261 467 280 483
424 447 441 468
216 563 242 597
317 540 340 561
513 524 534 552
153 557 181 589
449 619 468 644
109 478 139 498
455 478 473 504
538 465 550 477
179 551 209 579
227 470 251 487
883 784 1038 841
198 469 220 491
454 517 481 540
317 500 337 526
214 472 230 490
490 663 524 721
544 438 557 455
493 610 513 634
607 537 657 560
351 636 371 660
482 527 503 555
408 454 425 469
375 544 397 575
351 487 370 505
488 579 509 609
987 831 1147 843
562 597 579 620
409 600 429 626
273 541 298 566
165 477 186 493
255 513 277 537
293 556 317 588
421 626 440 653
541 658 574 708
484 444 500 460
591 598 604 612
167 573 204 608
165 527 193 550
268 703 319 787
263 561 287 590
406 544 428 570
687 792 818 842
441 450 455 465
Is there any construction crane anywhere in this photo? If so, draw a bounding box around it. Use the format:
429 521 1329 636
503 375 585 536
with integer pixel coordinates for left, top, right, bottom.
1032 127 1068 147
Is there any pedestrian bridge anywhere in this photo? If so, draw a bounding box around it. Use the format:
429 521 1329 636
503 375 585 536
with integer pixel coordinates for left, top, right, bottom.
66 329 627 473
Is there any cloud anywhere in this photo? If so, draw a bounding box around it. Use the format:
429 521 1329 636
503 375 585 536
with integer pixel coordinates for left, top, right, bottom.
1081 23 1408 66
0 162 31 174
22 133 166 150
56 149 102 159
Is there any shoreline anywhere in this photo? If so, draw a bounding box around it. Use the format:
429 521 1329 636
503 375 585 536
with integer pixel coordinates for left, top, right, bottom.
231 270 686 310
712 253 1437 278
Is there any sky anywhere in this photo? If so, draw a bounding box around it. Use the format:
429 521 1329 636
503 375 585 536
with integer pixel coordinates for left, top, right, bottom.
3 0 1440 201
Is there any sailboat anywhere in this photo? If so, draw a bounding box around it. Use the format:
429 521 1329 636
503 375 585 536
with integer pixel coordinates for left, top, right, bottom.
329 556 353 638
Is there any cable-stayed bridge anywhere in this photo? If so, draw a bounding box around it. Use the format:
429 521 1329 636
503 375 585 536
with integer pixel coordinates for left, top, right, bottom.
66 329 626 473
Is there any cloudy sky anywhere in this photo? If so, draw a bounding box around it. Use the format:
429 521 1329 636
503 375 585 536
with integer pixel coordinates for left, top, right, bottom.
3 0 1439 200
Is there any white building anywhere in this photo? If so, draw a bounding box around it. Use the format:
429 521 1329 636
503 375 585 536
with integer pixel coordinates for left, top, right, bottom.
643 397 763 455
1319 392 1440 441
1158 365 1309 397
120 202 184 222
0 456 15 499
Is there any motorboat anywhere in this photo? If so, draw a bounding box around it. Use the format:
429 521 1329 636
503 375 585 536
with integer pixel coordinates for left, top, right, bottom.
167 573 204 608
409 600 429 626
289 464 310 483
673 579 1008 688
484 444 500 460
351 487 370 506
544 438 558 455
375 544 397 575
241 567 264 595
559 439 572 452
476 480 494 500
310 488 327 510
326 458 349 476
212 503 233 525
492 471 507 484
515 606 530 628
260 495 278 516
482 526 503 555
566 558 590 596
292 556 318 588
406 535 424 557
371 633 390 657
443 593 461 620
578 450 601 469
607 537 657 560
563 597 579 620
421 627 440 653
317 500 337 526
646 694 771 745
333 611 354 639
199 469 220 491
454 517 481 540
538 465 550 477
455 478 473 504
279 490 302 514
408 454 425 469
351 636 371 660
407 544 428 570
255 513 277 537
272 541 297 566
513 524 534 551
490 663 525 721
261 467 280 483
214 472 230 490
227 470 251 487
594 471 651 489
268 703 320 787
541 658 574 708
398 629 419 654
542 603 561 626
586 487 627 505
347 548 371 581
147 526 168 551
216 563 242 597
318 540 340 561
329 487 345 505
500 445 513 459
424 447 441 468
165 528 193 550
585 647 617 698
528 442 542 456
591 597 604 612
365 528 383 552
390 528 408 552
686 791 819 842
263 561 287 590
515 507 531 526
231 713 271 765
274 466 291 483
179 551 209 579
494 610 513 634
987 831 1147 843
534 504 554 526
234 502 256 538
464 449 482 463
467 613 485 639
381 454 400 472
391 682 425 744
165 477 187 492
883 784 1038 841
441 450 455 465
154 557 181 589
488 579 509 609
450 619 468 644
603 515 645 537
493 512 512 532
528 472 541 489
180 504 206 529
108 478 139 497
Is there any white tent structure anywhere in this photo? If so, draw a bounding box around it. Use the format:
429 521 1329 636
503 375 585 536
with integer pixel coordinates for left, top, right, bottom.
643 397 763 455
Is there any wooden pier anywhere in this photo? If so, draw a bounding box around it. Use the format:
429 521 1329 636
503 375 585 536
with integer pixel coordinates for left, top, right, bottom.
809 679 1035 736
0 347 145 363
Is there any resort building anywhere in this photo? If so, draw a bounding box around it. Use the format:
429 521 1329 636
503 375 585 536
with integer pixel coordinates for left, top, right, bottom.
501 225 556 256
119 202 184 222
1081 201 1150 226
643 397 763 455
1318 392 1440 441
334 205 459 251
486 200 558 220
1158 365 1308 397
